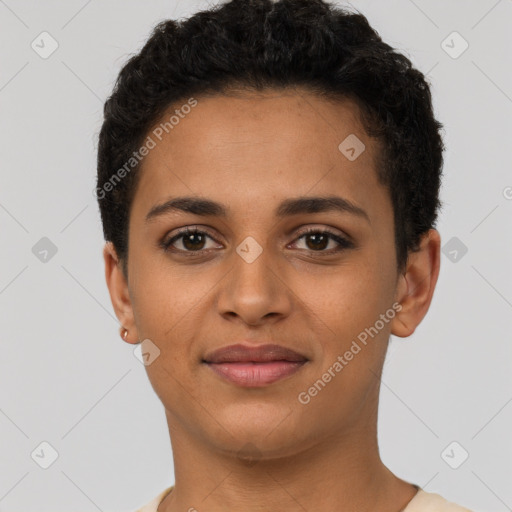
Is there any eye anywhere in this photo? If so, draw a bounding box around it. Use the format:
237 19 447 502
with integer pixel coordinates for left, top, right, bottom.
160 227 220 254
160 226 354 256
290 227 354 254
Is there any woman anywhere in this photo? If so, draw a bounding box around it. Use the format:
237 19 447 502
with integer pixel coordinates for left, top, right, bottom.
96 0 474 510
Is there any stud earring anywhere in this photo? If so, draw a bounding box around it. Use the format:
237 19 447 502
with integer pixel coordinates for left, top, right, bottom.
120 327 128 341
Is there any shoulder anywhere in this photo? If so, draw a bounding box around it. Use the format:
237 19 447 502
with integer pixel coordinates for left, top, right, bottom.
133 486 174 512
404 489 475 512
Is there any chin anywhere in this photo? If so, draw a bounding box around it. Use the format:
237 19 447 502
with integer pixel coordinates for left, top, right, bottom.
207 406 308 456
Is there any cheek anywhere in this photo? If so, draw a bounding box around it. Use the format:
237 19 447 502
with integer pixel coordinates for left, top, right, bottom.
129 250 206 337
296 267 395 384
129 258 221 391
297 262 387 331
134 270 203 404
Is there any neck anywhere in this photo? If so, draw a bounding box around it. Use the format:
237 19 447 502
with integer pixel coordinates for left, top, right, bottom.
159 412 418 512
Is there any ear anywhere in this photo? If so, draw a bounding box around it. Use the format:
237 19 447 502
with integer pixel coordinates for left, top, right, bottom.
103 242 139 344
391 229 441 338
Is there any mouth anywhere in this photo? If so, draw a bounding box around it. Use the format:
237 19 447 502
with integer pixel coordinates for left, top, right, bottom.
202 343 309 387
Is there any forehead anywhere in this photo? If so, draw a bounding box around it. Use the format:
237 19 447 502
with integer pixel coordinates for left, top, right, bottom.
131 88 389 225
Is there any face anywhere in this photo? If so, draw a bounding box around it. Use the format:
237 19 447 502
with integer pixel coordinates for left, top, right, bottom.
104 88 438 460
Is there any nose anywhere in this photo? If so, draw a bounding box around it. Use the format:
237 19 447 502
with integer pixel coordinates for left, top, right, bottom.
216 243 293 327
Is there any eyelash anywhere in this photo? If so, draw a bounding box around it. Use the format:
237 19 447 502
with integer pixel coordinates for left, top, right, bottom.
159 226 354 257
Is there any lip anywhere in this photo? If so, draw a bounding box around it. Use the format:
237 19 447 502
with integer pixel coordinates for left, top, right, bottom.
203 343 309 387
203 343 308 364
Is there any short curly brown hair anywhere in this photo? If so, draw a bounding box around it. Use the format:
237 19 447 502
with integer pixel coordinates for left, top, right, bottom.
96 0 445 277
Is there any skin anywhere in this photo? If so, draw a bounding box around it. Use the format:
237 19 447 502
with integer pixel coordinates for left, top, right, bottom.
103 87 441 512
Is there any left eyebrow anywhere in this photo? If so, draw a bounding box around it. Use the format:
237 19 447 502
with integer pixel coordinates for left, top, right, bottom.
275 196 370 224
145 195 370 224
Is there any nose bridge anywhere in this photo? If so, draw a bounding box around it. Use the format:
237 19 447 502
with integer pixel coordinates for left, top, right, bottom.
234 235 273 289
218 234 291 323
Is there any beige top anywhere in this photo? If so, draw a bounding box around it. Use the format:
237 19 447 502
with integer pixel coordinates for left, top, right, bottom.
134 486 474 512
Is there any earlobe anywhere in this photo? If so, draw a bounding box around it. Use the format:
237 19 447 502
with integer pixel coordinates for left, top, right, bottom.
119 325 139 345
103 242 139 343
390 229 441 339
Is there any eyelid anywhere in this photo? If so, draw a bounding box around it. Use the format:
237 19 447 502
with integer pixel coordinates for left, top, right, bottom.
293 224 350 240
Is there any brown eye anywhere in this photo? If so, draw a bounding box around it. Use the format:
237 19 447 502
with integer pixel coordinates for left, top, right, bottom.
180 231 207 251
303 232 330 251
161 228 219 253
291 228 354 253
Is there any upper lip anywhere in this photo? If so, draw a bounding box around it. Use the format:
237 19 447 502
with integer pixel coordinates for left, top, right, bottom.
203 343 308 363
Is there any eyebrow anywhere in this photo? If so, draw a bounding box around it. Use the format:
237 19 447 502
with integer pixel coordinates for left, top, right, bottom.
145 195 370 224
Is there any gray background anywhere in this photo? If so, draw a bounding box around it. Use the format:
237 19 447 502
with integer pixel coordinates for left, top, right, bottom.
0 0 511 510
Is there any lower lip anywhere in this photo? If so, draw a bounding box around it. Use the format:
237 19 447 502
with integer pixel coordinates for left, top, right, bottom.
204 361 307 387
